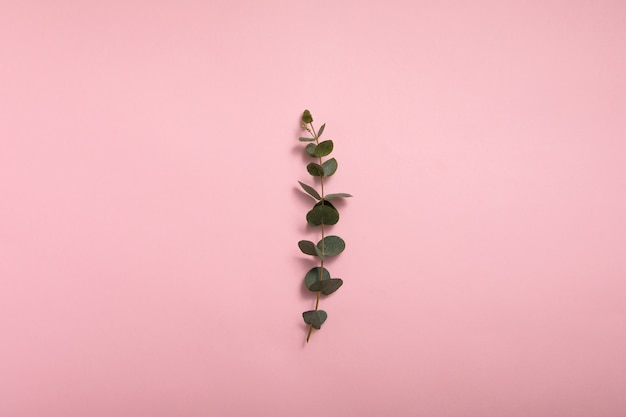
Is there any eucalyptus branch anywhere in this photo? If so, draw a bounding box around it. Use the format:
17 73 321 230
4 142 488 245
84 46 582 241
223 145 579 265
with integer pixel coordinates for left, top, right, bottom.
296 109 352 343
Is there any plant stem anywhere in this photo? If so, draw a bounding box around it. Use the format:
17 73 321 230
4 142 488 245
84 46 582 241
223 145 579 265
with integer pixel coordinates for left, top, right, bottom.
306 121 326 343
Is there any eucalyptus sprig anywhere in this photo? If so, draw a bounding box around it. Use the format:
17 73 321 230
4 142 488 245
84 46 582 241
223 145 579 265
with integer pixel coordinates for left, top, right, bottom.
297 109 352 342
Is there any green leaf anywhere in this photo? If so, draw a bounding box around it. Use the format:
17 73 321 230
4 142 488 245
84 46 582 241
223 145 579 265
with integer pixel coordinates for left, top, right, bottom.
317 123 326 138
315 199 337 210
302 110 313 124
310 278 343 295
317 235 345 257
298 240 317 256
314 140 334 157
314 246 325 260
304 267 330 290
299 137 315 142
298 240 324 260
322 158 338 177
302 310 327 329
306 201 339 226
306 162 325 177
324 193 353 200
305 143 317 157
298 181 321 200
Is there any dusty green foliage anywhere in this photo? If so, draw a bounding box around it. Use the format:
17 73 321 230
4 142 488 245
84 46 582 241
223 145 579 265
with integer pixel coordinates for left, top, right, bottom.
297 109 352 342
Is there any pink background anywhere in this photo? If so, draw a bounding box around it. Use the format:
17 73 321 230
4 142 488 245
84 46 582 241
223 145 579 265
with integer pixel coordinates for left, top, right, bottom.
2 1 626 416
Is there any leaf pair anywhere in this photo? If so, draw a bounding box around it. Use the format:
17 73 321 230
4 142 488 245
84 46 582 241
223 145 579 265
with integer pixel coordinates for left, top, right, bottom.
306 200 339 226
306 158 337 177
298 181 353 202
305 140 333 157
304 267 343 295
303 310 327 329
298 236 346 260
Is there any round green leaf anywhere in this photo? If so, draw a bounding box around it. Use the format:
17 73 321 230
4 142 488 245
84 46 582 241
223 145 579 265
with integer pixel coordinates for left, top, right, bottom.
317 235 345 257
306 201 339 226
298 240 317 256
306 163 325 177
305 143 317 157
322 158 338 176
304 267 330 290
302 310 327 329
302 110 313 124
310 278 343 295
314 140 334 157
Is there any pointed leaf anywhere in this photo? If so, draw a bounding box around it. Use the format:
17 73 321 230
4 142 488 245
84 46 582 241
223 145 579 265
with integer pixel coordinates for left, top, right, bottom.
305 143 317 157
324 193 353 200
306 201 339 226
310 278 343 295
317 235 345 257
298 240 317 256
317 123 326 138
307 162 325 177
322 158 338 177
304 267 330 290
299 137 315 142
302 310 327 329
297 181 321 200
314 140 334 157
302 110 313 124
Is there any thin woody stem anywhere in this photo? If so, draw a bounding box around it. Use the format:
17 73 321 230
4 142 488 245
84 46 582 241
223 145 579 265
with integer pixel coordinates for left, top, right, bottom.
306 121 326 343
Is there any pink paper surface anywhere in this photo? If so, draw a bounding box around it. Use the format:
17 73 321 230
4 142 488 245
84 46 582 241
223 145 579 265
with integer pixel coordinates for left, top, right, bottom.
1 1 625 416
